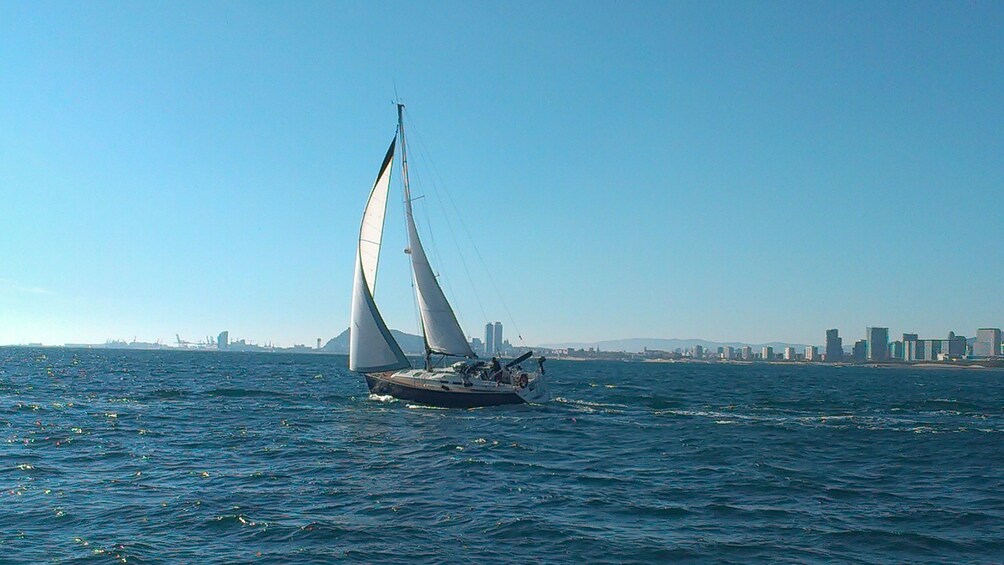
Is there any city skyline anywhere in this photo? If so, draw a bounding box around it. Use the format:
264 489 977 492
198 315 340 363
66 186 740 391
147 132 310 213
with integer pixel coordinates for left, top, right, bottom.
3 3 1004 347
19 322 1003 367
8 322 1003 356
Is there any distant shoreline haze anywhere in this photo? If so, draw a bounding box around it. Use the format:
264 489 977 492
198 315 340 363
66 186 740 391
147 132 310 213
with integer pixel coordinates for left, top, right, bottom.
5 330 823 354
3 328 991 358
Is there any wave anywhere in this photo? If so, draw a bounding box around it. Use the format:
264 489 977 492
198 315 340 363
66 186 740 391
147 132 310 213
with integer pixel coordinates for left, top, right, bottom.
205 388 290 398
821 528 969 553
553 396 628 412
146 388 187 399
208 513 270 529
891 398 985 412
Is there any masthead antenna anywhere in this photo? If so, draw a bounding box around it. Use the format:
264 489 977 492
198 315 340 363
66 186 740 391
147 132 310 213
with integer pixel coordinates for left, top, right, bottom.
393 81 403 108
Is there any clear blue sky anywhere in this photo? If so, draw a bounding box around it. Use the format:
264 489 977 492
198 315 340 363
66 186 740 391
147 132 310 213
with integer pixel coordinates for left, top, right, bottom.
2 1 1002 347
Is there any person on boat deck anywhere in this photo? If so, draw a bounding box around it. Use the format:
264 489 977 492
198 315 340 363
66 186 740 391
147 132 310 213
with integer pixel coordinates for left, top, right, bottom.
490 357 502 381
537 356 546 375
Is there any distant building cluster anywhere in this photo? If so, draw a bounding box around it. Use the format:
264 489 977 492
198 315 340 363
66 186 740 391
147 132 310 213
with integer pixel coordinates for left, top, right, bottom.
62 328 324 353
551 345 628 361
472 321 515 357
619 326 1004 364
60 324 1004 364
799 326 1002 364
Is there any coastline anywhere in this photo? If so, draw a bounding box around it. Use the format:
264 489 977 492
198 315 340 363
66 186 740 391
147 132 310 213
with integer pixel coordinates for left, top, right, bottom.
554 356 1002 370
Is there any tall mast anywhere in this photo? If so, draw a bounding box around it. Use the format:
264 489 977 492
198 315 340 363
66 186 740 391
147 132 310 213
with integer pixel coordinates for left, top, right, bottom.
398 104 433 369
397 104 413 204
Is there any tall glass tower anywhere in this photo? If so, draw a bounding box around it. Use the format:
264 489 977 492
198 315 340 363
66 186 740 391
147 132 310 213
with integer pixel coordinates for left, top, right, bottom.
493 322 503 355
484 323 495 356
825 329 843 362
865 327 889 361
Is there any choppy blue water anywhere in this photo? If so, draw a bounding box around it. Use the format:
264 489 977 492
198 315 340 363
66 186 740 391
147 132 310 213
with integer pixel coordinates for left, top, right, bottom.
2 348 1003 564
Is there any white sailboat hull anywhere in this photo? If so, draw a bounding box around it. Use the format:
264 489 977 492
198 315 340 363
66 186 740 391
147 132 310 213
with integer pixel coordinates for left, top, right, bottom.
365 367 548 408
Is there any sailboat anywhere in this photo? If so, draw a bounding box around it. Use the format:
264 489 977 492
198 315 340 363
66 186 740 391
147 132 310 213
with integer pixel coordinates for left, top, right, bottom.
348 105 548 408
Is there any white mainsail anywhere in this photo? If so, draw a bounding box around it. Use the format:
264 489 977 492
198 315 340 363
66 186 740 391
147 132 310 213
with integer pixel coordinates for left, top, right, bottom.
403 203 477 357
398 107 476 359
349 139 410 373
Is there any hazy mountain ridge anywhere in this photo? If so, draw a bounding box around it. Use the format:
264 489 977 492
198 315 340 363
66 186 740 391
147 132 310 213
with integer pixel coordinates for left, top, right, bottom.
323 329 426 355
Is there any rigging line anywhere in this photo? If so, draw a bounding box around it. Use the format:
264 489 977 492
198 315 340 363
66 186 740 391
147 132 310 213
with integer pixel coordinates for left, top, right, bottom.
397 120 424 350
406 145 461 326
410 156 474 340
412 139 519 347
411 156 478 337
407 191 470 355
407 227 423 359
403 109 480 340
400 109 472 361
405 113 491 331
406 112 525 345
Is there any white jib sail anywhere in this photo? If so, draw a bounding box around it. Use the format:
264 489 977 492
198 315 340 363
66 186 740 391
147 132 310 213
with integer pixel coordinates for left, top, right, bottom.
349 138 410 373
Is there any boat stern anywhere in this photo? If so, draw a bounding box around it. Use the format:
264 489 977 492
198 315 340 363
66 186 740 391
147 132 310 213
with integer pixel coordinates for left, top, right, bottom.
516 372 549 404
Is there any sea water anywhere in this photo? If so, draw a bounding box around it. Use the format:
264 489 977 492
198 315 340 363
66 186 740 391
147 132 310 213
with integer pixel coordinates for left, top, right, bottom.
1 348 1002 563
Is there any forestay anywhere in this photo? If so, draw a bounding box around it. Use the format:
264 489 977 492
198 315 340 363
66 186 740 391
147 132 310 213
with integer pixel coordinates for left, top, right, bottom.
398 106 476 359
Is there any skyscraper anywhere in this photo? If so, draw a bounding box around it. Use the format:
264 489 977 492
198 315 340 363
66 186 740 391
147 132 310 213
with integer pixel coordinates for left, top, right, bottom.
942 331 967 358
974 328 1002 357
783 347 796 360
865 327 889 361
218 331 229 351
852 340 867 361
825 329 842 362
921 339 941 361
762 346 773 361
805 346 818 361
493 322 503 355
484 323 495 355
903 333 919 361
888 341 903 360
